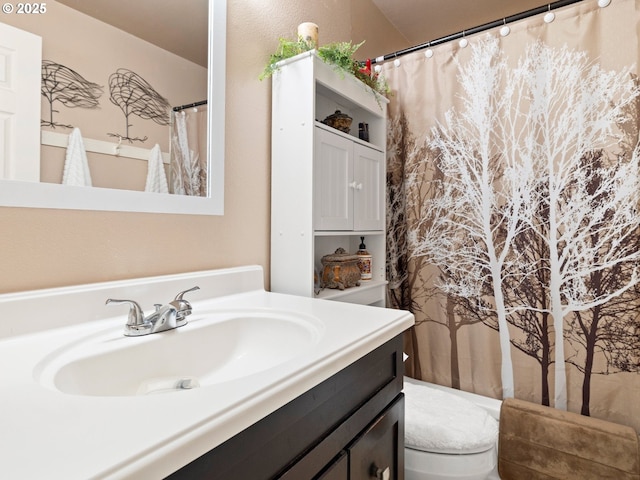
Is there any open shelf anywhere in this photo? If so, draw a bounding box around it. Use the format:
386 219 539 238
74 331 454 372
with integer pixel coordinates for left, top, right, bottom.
315 279 388 307
271 51 388 308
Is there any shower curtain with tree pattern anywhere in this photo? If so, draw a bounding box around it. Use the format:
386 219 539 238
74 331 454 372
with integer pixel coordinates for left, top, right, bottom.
384 0 640 430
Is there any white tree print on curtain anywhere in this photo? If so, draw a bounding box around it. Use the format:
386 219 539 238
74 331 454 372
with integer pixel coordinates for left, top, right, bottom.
408 39 537 400
565 150 640 416
408 38 640 409
516 41 640 410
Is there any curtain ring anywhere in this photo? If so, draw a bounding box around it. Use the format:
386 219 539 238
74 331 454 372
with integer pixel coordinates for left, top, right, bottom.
459 30 468 48
544 4 555 23
500 19 511 37
425 41 434 59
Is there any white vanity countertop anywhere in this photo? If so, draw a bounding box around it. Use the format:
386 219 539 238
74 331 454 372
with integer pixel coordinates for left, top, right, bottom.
0 266 414 479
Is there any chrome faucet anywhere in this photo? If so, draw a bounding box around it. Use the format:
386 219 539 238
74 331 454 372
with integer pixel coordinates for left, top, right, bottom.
106 286 200 337
169 286 200 322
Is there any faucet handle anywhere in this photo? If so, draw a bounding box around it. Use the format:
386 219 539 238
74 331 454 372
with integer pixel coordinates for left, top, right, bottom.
106 298 158 336
174 286 200 301
105 298 145 327
170 286 200 321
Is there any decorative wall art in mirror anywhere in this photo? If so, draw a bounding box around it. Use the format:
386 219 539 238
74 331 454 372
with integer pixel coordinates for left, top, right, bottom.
0 0 225 215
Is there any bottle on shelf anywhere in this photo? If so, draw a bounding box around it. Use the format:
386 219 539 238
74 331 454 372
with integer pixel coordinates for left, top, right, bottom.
356 237 372 281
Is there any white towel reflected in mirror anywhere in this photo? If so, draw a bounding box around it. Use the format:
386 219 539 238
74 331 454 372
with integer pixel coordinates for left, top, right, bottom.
145 144 169 194
62 127 92 186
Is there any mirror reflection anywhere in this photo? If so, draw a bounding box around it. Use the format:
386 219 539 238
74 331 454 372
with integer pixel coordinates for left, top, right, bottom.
0 0 225 214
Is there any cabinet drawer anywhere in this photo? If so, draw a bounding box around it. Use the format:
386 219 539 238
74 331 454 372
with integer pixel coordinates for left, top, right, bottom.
350 395 404 480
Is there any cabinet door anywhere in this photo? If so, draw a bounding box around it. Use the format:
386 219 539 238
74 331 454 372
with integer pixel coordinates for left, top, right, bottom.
353 144 385 231
316 451 349 480
349 395 404 480
314 128 354 230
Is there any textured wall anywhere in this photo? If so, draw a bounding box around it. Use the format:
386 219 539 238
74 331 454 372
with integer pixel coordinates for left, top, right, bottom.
0 0 407 294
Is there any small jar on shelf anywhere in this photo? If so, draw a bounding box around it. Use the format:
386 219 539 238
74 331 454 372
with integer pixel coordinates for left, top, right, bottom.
356 237 372 281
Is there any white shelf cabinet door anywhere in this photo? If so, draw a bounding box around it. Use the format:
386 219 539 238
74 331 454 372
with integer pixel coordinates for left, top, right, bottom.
314 127 354 231
353 143 384 231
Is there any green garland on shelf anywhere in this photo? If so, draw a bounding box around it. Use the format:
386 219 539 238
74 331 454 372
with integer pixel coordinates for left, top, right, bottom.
259 37 390 97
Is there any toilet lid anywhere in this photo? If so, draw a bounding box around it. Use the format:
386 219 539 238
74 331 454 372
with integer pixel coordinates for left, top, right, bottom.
403 380 498 454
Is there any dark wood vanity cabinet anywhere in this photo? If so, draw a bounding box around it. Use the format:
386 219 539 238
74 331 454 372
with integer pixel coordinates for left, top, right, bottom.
312 396 403 480
168 334 405 480
349 395 403 480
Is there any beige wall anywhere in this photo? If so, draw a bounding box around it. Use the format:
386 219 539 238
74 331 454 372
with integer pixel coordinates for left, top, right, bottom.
0 0 408 294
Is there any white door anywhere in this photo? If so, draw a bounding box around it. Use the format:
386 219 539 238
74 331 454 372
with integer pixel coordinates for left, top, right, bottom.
353 143 384 231
0 23 41 181
314 127 353 230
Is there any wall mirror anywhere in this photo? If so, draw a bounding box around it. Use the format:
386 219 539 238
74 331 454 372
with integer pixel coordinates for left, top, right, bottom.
0 0 225 215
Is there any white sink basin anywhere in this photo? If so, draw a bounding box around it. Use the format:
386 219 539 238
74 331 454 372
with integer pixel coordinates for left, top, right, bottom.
35 309 324 397
1 266 414 479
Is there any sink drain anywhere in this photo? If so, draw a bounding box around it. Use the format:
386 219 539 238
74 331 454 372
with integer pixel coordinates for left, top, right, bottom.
137 376 201 395
176 378 199 390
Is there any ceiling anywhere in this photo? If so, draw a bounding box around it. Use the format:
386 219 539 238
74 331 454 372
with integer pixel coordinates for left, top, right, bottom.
56 0 208 67
372 0 555 47
57 0 555 67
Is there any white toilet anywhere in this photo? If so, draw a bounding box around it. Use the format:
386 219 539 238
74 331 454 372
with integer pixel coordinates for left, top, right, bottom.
403 377 499 480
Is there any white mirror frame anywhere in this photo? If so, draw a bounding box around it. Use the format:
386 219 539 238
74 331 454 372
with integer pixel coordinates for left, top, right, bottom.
0 0 225 216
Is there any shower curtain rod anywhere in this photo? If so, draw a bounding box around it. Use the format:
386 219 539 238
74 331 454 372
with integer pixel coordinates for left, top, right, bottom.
172 99 207 112
372 0 583 64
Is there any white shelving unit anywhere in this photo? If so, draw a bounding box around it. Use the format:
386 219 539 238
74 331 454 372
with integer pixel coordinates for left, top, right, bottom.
270 51 388 307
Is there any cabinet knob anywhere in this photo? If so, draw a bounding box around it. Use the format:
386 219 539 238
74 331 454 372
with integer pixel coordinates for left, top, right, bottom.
370 464 390 480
